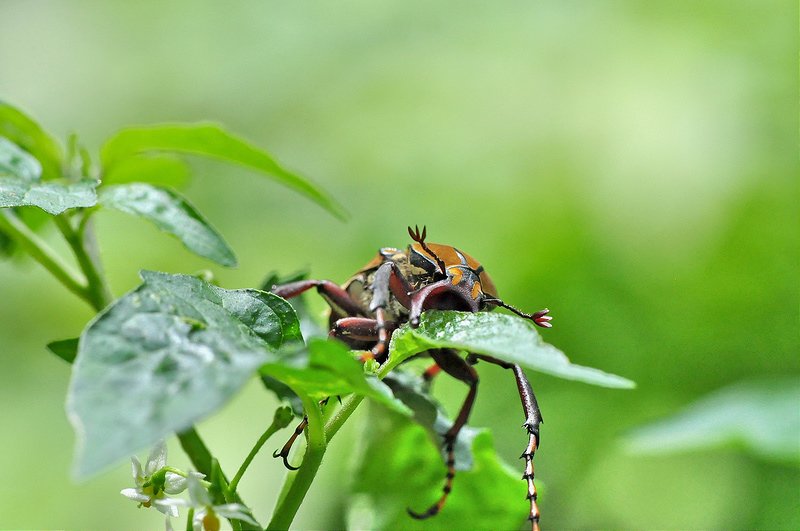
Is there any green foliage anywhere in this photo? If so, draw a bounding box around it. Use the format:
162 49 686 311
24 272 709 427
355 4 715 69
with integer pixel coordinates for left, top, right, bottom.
0 101 63 179
626 378 800 465
391 311 634 388
46 337 79 364
99 183 237 267
0 99 638 530
0 137 98 214
100 123 347 220
67 271 301 478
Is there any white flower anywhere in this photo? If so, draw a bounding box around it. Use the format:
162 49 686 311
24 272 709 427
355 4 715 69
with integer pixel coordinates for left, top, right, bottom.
120 441 203 519
156 474 258 531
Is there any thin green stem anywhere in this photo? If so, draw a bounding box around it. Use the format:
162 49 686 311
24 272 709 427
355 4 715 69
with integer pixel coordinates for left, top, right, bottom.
266 359 400 530
54 214 112 310
177 427 248 507
0 209 89 302
266 398 326 531
230 408 293 494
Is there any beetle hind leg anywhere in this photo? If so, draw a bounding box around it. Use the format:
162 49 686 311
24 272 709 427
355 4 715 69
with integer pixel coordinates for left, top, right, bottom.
407 349 478 520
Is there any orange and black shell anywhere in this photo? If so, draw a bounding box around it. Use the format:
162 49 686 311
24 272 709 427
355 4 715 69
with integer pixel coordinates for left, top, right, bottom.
409 242 498 300
342 243 498 319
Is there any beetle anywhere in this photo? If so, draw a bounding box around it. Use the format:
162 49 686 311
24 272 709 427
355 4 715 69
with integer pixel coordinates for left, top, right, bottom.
270 226 552 531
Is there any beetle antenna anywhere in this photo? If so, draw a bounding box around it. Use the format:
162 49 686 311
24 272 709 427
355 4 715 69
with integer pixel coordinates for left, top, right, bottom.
484 298 553 328
408 225 447 276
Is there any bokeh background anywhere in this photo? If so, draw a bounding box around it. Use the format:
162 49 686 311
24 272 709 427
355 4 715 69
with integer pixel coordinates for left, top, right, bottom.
0 1 797 529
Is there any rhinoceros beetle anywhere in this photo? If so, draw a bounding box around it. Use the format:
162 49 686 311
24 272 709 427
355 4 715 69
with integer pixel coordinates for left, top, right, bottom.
270 226 551 530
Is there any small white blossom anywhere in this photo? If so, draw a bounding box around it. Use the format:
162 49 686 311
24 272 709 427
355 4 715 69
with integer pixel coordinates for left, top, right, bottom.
156 475 258 531
121 441 203 519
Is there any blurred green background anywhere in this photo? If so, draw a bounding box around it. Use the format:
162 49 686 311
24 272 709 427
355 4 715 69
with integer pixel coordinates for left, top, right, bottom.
0 1 797 529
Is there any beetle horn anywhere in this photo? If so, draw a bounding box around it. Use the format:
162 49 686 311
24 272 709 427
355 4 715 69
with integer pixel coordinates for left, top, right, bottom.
408 280 480 327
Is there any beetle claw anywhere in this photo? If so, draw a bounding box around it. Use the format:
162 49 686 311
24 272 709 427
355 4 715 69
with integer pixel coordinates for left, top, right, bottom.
532 309 552 328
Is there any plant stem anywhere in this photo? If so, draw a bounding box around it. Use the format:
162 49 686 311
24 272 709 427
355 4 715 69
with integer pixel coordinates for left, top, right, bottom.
177 426 249 507
265 359 400 530
266 398 326 531
230 412 291 494
54 214 112 310
0 209 89 302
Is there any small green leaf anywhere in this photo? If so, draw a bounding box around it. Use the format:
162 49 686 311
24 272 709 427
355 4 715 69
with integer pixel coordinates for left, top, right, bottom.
259 339 411 416
0 137 41 181
625 377 800 464
390 311 635 388
102 154 190 187
100 123 347 220
47 337 79 364
348 405 529 530
67 271 302 478
0 176 98 214
99 183 237 267
0 101 63 179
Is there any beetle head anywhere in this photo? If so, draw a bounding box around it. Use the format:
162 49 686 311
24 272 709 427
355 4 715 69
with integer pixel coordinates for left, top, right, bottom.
408 278 481 327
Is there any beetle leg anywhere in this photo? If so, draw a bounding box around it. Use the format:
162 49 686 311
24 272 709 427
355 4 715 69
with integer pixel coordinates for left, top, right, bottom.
472 354 543 531
408 349 479 520
273 397 331 471
271 279 364 316
330 315 398 363
422 362 442 382
483 297 553 328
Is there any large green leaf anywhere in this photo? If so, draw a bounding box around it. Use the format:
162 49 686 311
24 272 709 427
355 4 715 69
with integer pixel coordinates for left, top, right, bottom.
0 101 63 179
0 137 41 181
348 405 529 531
99 183 237 267
102 154 190 188
625 378 800 464
67 271 301 478
389 311 635 388
100 123 347 219
0 177 98 214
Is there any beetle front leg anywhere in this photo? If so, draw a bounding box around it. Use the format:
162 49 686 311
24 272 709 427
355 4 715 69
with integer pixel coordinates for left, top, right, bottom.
271 279 363 316
330 315 398 363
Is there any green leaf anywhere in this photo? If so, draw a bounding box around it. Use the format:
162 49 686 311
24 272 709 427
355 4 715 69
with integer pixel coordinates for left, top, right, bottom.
390 311 635 388
99 183 237 267
100 123 347 220
348 405 529 530
67 271 302 478
0 137 41 180
0 101 63 180
625 377 800 464
102 154 190 187
259 338 411 416
47 337 79 364
0 176 98 214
